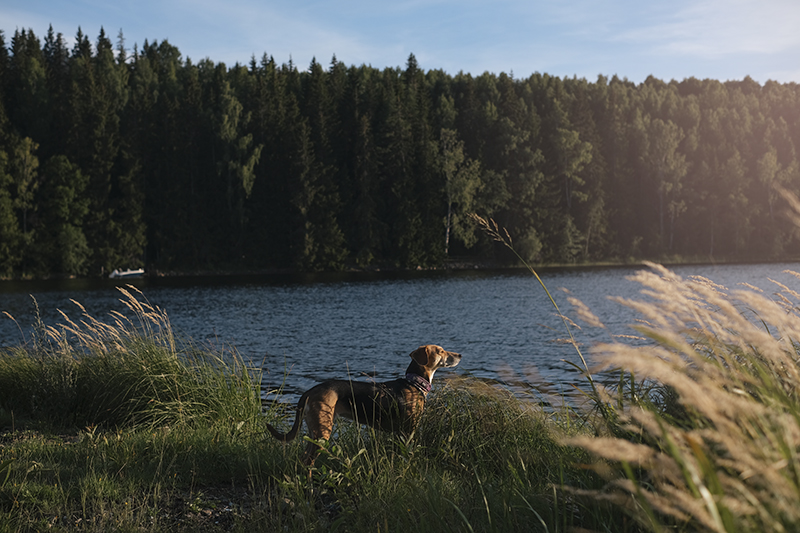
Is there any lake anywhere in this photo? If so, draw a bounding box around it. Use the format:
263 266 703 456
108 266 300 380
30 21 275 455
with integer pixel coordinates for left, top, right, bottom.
2 262 800 403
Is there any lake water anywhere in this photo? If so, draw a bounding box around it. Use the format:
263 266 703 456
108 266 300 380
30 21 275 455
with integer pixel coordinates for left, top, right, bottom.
2 263 800 403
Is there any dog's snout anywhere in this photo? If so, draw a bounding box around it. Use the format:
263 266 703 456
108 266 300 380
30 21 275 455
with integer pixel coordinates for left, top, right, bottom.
446 351 462 366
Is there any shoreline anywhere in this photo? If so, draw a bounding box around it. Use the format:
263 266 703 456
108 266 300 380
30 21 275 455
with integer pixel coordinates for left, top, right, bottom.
3 255 800 283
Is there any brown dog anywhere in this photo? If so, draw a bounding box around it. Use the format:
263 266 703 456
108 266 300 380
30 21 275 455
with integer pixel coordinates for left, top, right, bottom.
266 344 461 464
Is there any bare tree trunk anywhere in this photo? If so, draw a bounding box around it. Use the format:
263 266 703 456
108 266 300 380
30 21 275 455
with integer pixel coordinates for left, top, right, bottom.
445 201 452 255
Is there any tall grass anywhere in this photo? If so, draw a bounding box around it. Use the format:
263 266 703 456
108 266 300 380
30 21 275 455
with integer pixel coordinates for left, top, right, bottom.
0 288 286 531
564 263 800 532
471 210 800 532
0 286 262 429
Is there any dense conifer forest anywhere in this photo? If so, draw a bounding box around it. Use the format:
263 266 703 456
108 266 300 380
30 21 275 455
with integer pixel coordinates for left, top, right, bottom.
2 26 800 278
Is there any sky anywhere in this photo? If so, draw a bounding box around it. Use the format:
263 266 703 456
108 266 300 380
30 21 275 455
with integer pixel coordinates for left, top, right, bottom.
2 0 800 84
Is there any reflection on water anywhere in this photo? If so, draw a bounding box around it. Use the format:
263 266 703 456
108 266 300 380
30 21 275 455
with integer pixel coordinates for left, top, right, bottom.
2 263 800 403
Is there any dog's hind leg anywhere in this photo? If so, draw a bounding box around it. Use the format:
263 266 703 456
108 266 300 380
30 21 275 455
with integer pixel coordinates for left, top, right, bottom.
301 394 338 465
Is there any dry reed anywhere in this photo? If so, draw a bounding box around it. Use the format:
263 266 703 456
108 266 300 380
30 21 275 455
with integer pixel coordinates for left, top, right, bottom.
567 263 800 532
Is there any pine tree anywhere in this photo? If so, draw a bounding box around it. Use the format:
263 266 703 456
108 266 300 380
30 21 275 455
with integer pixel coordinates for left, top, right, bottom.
336 65 385 265
638 115 687 251
42 25 70 158
566 77 609 259
8 29 49 143
0 150 21 276
66 28 138 273
35 155 90 275
377 56 442 267
212 73 263 249
8 137 39 274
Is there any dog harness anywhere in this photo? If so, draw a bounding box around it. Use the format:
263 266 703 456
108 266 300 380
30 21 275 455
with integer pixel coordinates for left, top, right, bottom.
405 373 431 395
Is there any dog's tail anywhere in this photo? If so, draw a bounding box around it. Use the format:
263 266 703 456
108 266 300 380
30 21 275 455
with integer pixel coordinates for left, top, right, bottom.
266 396 305 443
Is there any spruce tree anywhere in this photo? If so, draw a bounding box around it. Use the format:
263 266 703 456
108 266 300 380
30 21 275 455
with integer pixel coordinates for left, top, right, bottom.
35 155 90 275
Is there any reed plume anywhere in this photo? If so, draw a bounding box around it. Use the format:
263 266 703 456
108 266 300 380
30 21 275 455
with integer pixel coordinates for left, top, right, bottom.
567 263 800 532
472 204 800 531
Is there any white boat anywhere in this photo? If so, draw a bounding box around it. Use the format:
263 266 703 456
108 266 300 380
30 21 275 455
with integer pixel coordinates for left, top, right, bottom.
109 268 145 279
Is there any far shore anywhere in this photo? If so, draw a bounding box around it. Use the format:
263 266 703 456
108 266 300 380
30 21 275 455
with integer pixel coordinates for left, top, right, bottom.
4 255 800 284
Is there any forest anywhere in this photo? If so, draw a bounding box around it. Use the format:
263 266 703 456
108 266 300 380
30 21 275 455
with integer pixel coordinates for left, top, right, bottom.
2 25 800 278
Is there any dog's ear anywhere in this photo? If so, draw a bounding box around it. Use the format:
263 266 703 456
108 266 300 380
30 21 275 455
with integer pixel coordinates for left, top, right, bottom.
410 345 430 366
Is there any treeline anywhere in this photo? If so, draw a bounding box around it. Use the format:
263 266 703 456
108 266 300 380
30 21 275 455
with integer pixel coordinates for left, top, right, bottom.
2 26 800 277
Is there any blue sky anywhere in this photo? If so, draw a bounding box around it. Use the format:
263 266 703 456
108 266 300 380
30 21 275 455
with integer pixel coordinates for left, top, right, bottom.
2 0 799 83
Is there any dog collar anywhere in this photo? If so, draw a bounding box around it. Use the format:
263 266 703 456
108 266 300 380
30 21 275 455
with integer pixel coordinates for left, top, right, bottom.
405 373 431 395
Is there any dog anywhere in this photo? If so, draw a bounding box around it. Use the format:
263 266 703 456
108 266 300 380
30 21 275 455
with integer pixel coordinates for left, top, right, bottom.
266 344 461 464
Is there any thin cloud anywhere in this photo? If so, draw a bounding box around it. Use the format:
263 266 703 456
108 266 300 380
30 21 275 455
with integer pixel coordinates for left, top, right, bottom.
0 6 63 36
616 0 800 59
170 0 391 66
1 0 798 83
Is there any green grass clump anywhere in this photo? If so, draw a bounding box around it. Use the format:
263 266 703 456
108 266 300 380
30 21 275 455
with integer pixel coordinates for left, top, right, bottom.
0 287 261 430
0 288 286 530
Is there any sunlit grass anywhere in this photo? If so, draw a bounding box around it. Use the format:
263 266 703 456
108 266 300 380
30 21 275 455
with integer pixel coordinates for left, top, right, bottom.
563 264 800 532
469 210 800 532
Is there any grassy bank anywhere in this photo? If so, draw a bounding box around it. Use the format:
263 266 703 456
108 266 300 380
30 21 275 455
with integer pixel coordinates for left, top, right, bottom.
0 288 617 532
3 261 800 531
